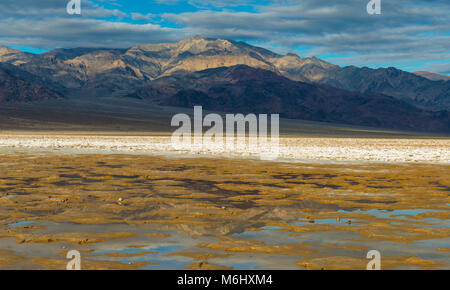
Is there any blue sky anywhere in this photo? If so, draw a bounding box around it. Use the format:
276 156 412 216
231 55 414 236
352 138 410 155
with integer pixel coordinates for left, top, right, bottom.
0 0 449 74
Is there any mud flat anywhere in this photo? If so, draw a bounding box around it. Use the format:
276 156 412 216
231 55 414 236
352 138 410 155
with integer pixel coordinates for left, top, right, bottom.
0 134 449 163
0 151 448 270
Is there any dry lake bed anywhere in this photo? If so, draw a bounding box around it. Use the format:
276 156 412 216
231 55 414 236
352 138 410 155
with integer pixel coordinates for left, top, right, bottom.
0 134 448 270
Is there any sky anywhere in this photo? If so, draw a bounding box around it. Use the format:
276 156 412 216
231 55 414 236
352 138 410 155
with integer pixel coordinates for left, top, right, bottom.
0 0 449 75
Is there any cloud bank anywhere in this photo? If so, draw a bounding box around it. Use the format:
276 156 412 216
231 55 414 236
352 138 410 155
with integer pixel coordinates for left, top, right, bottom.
0 0 448 73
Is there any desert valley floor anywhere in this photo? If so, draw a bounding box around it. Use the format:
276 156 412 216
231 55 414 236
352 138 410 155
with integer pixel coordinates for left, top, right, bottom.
0 134 448 270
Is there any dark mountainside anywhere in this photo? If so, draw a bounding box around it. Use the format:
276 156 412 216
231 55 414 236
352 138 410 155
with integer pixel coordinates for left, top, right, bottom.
126 65 449 133
0 37 448 133
310 66 450 111
0 63 62 102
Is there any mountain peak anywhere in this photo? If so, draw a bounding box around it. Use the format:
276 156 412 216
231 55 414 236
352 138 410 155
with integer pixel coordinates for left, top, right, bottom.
286 52 301 58
188 35 209 41
181 36 241 51
0 46 35 65
0 46 20 54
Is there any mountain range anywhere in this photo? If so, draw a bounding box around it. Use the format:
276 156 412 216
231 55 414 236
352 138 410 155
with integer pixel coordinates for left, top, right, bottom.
0 36 448 133
126 65 448 132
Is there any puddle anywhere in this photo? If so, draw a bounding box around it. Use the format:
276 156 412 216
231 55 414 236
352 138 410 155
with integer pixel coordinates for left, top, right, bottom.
8 221 41 228
294 218 349 226
95 244 191 270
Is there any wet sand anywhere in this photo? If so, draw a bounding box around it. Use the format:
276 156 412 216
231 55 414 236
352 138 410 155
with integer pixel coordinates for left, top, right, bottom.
0 148 449 270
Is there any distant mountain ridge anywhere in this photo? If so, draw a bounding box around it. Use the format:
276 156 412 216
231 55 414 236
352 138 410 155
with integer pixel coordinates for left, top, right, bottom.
1 37 448 111
309 66 450 111
125 65 449 133
413 71 450 82
0 37 449 133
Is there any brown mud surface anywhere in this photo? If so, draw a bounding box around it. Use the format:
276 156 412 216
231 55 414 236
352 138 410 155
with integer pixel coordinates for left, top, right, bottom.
0 153 448 269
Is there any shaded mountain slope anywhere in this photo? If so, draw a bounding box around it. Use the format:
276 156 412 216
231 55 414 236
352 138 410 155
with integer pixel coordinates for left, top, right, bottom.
127 65 449 133
310 66 450 111
0 63 62 102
